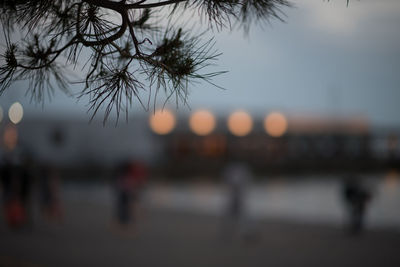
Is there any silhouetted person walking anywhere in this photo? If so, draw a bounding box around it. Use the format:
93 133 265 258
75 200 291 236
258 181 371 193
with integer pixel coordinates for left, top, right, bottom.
221 162 253 240
115 161 147 229
20 157 35 228
342 176 372 235
39 165 63 222
1 159 28 229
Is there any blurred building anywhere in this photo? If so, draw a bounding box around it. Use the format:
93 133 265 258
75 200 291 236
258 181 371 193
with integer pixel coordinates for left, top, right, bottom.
0 112 399 177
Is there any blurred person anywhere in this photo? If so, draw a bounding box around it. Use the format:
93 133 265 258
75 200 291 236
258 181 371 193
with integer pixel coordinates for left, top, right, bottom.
39 165 63 222
1 158 13 209
114 161 148 229
1 159 26 229
341 175 372 235
221 162 255 240
19 156 35 228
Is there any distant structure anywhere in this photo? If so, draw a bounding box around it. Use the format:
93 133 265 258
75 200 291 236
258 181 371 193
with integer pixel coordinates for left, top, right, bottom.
0 112 399 176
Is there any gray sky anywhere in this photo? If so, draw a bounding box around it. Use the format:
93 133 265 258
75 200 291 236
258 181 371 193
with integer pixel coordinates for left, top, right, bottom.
1 0 400 127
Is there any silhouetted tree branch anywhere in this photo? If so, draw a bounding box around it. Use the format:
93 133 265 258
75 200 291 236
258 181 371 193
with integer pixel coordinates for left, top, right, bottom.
0 0 292 122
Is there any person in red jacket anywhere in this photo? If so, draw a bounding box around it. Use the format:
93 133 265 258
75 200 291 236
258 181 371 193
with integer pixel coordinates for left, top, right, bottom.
115 161 148 228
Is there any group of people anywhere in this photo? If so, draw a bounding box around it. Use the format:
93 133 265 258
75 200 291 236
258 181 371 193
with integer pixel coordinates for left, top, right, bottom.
0 158 62 229
0 155 149 231
1 155 373 237
1 155 148 231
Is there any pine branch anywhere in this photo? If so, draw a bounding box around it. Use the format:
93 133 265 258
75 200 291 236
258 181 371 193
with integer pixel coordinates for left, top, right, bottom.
0 0 294 122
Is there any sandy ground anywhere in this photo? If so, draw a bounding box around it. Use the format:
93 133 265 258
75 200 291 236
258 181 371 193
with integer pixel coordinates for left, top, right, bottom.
1 198 400 267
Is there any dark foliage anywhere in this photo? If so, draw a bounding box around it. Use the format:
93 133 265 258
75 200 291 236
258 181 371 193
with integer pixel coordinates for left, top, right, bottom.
0 0 291 122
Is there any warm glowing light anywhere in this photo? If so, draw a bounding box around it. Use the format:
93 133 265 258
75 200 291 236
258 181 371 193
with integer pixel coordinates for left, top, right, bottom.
264 112 288 137
227 110 253 137
189 110 216 136
3 124 18 150
8 102 24 124
384 169 399 193
149 109 176 135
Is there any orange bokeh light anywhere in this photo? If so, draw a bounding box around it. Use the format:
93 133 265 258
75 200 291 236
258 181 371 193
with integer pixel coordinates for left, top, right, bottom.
3 124 18 150
189 110 216 136
227 110 253 137
264 112 288 137
149 109 176 135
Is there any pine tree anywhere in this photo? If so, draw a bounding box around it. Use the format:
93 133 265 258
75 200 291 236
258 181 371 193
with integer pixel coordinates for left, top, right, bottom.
0 0 291 122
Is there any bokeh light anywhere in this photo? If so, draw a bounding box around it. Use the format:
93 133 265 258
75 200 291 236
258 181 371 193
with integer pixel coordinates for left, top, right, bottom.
384 169 399 193
264 112 288 137
189 110 216 136
149 109 176 135
3 124 18 150
227 110 253 137
8 102 24 124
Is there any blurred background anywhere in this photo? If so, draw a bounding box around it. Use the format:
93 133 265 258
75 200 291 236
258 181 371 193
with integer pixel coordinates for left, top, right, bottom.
1 0 400 266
